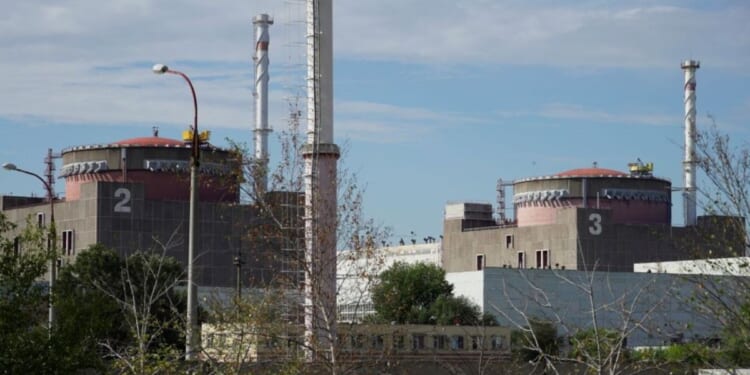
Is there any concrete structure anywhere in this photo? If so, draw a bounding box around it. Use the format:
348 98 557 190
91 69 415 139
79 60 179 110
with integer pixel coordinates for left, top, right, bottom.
682 59 700 226
448 267 733 347
1 132 282 289
635 257 750 276
337 242 441 322
443 164 742 273
253 13 273 192
303 0 340 352
201 323 510 363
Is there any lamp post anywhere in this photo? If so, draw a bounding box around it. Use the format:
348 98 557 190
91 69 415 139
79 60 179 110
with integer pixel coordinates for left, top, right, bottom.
3 162 57 335
152 63 200 361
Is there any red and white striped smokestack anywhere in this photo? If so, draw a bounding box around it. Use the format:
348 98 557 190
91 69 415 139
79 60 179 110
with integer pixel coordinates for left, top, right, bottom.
253 13 273 192
681 59 700 226
303 0 339 359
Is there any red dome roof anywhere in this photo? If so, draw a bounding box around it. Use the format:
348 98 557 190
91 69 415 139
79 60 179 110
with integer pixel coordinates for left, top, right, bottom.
112 136 185 147
556 167 627 177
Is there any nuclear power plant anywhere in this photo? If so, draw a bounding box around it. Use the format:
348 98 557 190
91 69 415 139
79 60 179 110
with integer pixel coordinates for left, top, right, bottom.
1 0 746 362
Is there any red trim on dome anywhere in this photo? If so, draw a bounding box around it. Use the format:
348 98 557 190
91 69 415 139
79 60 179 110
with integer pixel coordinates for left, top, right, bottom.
112 137 186 146
556 167 627 177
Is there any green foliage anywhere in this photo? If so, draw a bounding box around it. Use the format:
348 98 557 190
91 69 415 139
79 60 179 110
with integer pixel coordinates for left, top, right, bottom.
430 295 483 326
0 213 50 374
511 320 559 363
719 301 750 366
370 262 491 327
53 244 186 373
631 343 716 370
53 245 130 371
371 262 453 324
568 328 624 366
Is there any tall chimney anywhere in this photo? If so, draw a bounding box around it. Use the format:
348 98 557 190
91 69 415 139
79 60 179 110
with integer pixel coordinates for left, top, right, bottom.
681 59 700 226
302 0 339 359
253 14 273 192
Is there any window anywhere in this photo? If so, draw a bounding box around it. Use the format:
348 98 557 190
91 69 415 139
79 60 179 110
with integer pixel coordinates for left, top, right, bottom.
491 335 505 350
450 335 465 350
13 237 20 256
432 335 447 350
36 212 45 227
370 335 384 350
471 336 483 350
62 230 75 256
392 334 405 350
535 249 549 269
517 252 525 268
411 334 425 350
476 254 485 271
215 333 226 347
505 234 514 249
351 334 364 349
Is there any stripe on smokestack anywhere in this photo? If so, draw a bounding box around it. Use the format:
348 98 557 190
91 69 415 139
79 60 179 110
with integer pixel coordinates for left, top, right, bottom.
681 59 700 226
253 13 273 193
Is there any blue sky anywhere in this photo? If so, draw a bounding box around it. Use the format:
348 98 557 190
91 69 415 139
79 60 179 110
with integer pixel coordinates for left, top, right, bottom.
1 0 748 242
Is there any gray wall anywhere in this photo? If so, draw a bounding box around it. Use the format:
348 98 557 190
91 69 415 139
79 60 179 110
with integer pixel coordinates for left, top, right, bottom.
443 207 739 273
451 267 726 347
1 180 283 288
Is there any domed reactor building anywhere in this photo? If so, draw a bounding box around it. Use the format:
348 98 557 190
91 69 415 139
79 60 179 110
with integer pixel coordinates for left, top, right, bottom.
0 130 290 289
442 162 742 273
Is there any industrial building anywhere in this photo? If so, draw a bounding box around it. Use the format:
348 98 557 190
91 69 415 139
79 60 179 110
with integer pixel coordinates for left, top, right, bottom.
0 130 290 288
447 267 726 347
442 164 742 273
442 60 743 273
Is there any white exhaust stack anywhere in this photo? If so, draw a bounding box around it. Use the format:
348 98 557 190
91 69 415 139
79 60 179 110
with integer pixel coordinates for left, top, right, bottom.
681 59 700 226
253 13 273 192
303 0 339 358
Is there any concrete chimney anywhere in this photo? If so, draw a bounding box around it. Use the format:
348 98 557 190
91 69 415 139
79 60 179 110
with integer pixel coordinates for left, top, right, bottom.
253 13 273 192
302 0 339 358
681 59 700 226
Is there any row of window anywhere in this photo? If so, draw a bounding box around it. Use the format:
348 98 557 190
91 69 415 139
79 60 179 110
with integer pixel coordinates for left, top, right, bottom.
327 333 506 352
236 333 507 352
34 212 76 256
476 249 551 270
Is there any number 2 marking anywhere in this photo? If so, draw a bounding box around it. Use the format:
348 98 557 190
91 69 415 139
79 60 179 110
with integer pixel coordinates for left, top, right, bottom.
114 188 132 213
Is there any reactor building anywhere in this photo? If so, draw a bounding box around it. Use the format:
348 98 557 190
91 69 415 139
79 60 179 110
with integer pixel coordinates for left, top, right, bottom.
442 162 743 273
0 129 292 289
443 59 744 273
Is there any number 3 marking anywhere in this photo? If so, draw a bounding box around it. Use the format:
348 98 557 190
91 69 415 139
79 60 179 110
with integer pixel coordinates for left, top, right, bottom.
588 213 602 235
114 188 132 213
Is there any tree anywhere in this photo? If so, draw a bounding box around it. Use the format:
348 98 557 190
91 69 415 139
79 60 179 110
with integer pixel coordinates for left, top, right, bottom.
696 120 749 254
53 239 188 374
492 262 670 375
0 213 49 374
370 262 453 324
511 319 559 363
53 244 129 372
369 262 491 328
685 121 750 369
202 99 390 374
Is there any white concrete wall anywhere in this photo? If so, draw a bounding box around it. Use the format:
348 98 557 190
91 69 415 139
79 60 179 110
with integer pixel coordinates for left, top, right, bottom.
446 270 485 311
337 242 442 321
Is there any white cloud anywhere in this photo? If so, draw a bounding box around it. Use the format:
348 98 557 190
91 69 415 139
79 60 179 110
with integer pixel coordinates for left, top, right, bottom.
335 100 488 142
495 103 679 127
539 103 678 127
335 1 749 68
0 0 746 133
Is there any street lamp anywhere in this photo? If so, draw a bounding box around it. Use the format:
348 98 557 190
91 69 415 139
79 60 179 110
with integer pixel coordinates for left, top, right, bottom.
152 63 200 361
3 162 57 335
